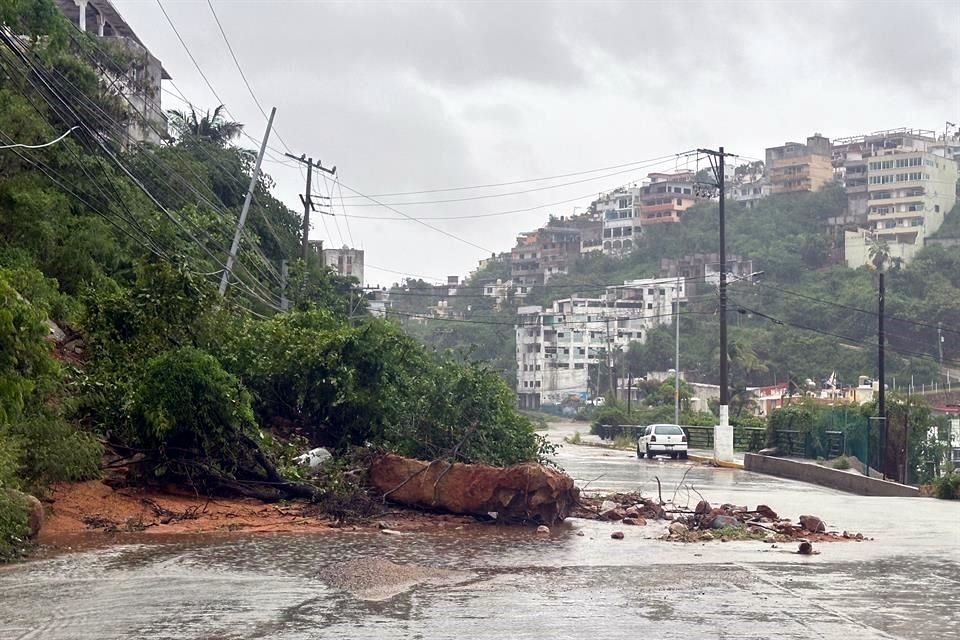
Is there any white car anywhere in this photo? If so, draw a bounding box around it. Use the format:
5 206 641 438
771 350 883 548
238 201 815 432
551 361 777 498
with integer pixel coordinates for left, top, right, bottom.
637 424 688 459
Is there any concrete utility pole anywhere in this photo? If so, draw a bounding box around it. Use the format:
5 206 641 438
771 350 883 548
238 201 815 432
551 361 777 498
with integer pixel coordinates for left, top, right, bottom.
938 322 944 375
219 107 276 296
675 269 681 426
697 146 734 462
280 259 289 311
284 153 336 266
877 269 886 479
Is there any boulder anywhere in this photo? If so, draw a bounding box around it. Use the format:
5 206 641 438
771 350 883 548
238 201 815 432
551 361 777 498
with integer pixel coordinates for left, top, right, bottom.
700 531 715 541
369 454 579 524
4 490 44 538
536 525 551 535
610 531 624 540
668 521 688 536
799 515 826 533
798 541 814 555
755 505 778 521
624 505 643 519
694 500 712 515
709 515 743 530
622 517 646 526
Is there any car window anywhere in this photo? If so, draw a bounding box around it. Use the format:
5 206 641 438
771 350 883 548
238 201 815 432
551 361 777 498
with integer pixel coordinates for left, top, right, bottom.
644 426 652 436
655 425 684 435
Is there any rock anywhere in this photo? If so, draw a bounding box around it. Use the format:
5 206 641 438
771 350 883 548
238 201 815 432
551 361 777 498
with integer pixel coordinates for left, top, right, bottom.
764 534 777 543
755 505 778 521
377 521 390 530
622 517 646 526
694 500 712 515
700 532 714 541
576 530 585 536
721 503 747 513
855 532 864 541
599 500 620 520
758 446 781 456
610 531 624 539
4 490 43 538
709 515 743 530
536 525 551 535
380 528 405 536
624 505 643 518
369 454 579 524
669 521 688 536
295 447 332 470
159 515 173 525
798 541 814 555
799 515 826 533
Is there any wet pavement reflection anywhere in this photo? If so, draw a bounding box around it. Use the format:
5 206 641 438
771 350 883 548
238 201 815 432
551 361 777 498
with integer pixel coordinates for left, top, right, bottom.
1 422 957 639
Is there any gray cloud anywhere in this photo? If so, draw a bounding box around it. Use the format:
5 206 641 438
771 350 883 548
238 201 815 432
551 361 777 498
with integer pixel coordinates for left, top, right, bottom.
115 0 959 283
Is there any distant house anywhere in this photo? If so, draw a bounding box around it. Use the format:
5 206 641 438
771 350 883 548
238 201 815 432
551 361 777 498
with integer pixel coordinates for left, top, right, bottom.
765 134 833 194
53 0 170 144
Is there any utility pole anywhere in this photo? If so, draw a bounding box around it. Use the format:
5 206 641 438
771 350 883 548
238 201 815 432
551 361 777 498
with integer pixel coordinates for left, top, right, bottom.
219 107 276 296
627 373 632 415
283 153 336 266
938 322 944 376
877 269 886 479
698 146 734 462
675 269 681 426
605 317 614 399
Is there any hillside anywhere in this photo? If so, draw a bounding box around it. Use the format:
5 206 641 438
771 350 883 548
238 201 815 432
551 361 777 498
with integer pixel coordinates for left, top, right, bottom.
401 183 960 390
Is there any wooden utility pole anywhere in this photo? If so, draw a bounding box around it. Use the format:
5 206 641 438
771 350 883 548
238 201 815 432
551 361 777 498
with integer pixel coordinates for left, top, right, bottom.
219 107 276 296
284 153 336 265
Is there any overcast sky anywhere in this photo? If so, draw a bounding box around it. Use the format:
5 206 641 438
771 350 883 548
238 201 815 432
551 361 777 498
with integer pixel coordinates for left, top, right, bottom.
114 0 960 287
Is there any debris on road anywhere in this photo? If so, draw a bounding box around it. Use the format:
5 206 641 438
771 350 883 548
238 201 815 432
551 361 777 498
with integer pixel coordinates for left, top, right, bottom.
370 454 579 524
610 531 624 539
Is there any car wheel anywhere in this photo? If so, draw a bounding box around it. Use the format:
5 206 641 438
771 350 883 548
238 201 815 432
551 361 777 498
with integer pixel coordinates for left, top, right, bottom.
636 444 642 459
670 452 678 460
680 451 689 460
646 446 654 459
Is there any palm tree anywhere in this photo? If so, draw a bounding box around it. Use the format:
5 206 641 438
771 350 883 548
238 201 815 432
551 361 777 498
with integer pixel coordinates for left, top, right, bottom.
167 105 243 146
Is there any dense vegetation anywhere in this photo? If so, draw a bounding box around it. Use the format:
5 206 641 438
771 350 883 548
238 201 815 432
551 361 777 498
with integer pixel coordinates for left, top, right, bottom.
0 1 546 559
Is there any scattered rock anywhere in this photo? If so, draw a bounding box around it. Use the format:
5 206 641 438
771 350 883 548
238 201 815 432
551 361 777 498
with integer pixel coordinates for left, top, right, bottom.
764 534 777 543
695 500 712 515
700 532 714 541
536 525 550 535
610 531 624 540
159 515 173 525
669 521 688 536
798 541 814 555
709 515 742 530
576 530 585 536
756 505 778 521
377 521 390 530
799 515 826 533
622 517 646 526
380 528 405 536
599 500 620 520
624 505 643 518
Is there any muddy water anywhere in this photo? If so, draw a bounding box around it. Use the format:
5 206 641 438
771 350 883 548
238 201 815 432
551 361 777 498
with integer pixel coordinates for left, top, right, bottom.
1 422 958 639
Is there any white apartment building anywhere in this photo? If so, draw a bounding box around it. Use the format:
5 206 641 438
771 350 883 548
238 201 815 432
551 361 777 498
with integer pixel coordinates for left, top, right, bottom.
322 246 364 286
596 187 643 254
845 149 957 268
515 277 685 409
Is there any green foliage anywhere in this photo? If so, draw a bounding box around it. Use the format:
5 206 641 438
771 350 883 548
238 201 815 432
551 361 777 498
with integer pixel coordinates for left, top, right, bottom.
0 271 54 424
564 431 582 445
0 490 28 563
128 347 257 486
932 471 960 500
2 416 101 495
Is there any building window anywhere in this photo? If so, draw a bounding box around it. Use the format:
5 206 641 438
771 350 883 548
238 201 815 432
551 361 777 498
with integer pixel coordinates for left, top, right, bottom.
534 381 541 387
574 363 584 369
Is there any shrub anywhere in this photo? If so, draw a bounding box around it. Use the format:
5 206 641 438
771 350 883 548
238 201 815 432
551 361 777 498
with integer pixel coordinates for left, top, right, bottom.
564 431 582 445
932 471 960 500
0 491 28 563
831 455 851 471
3 416 101 495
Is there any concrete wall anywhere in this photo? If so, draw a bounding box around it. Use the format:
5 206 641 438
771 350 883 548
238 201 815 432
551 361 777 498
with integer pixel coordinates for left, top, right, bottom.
744 453 919 497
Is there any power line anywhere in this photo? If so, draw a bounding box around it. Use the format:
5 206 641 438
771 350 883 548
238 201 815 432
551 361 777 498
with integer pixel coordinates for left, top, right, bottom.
336 180 494 253
334 156 682 221
0 125 77 149
338 153 692 199
387 308 717 328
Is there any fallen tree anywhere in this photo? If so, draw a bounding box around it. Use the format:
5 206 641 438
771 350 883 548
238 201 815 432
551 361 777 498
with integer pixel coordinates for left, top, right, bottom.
369 454 578 524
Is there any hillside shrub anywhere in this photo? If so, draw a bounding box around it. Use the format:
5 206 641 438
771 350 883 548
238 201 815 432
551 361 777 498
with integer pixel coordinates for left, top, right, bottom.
933 471 960 500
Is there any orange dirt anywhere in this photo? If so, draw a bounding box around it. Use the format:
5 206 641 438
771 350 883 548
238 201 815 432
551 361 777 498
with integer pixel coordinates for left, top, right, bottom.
38 480 336 544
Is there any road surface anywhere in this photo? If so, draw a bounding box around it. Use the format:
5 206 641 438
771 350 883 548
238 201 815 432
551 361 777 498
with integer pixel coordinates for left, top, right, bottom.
0 420 957 639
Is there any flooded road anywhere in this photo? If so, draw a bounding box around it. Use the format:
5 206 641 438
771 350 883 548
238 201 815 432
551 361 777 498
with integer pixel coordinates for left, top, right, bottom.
2 421 958 639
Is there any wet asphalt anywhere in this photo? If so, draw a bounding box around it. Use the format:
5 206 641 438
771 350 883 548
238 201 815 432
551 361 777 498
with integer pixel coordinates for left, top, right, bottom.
0 420 957 639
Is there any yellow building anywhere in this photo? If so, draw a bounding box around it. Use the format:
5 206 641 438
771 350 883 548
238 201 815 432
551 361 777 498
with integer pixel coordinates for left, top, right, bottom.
765 134 834 194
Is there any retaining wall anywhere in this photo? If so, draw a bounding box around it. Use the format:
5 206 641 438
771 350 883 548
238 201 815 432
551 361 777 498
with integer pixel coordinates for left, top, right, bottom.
743 453 919 497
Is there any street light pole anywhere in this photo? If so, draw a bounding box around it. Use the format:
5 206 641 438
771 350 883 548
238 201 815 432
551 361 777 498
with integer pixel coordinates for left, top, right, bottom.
675 268 681 426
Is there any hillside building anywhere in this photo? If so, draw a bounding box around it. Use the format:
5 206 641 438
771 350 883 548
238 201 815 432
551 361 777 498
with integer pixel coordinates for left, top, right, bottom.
53 0 170 144
638 171 699 224
322 246 364 286
515 277 685 409
510 227 581 289
595 187 642 254
765 134 833 194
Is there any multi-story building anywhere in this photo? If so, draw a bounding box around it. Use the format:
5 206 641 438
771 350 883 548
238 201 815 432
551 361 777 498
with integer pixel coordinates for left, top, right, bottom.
731 177 770 208
595 187 642 254
509 227 581 289
638 172 699 225
515 278 685 409
765 134 833 194
659 253 754 293
53 0 170 144
843 132 958 268
322 246 364 286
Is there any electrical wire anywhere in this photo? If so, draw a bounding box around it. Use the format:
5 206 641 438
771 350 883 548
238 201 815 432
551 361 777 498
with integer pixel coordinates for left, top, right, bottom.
0 125 78 149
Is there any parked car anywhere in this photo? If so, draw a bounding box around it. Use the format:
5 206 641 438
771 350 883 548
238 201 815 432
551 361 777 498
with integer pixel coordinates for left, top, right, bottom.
637 424 688 459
